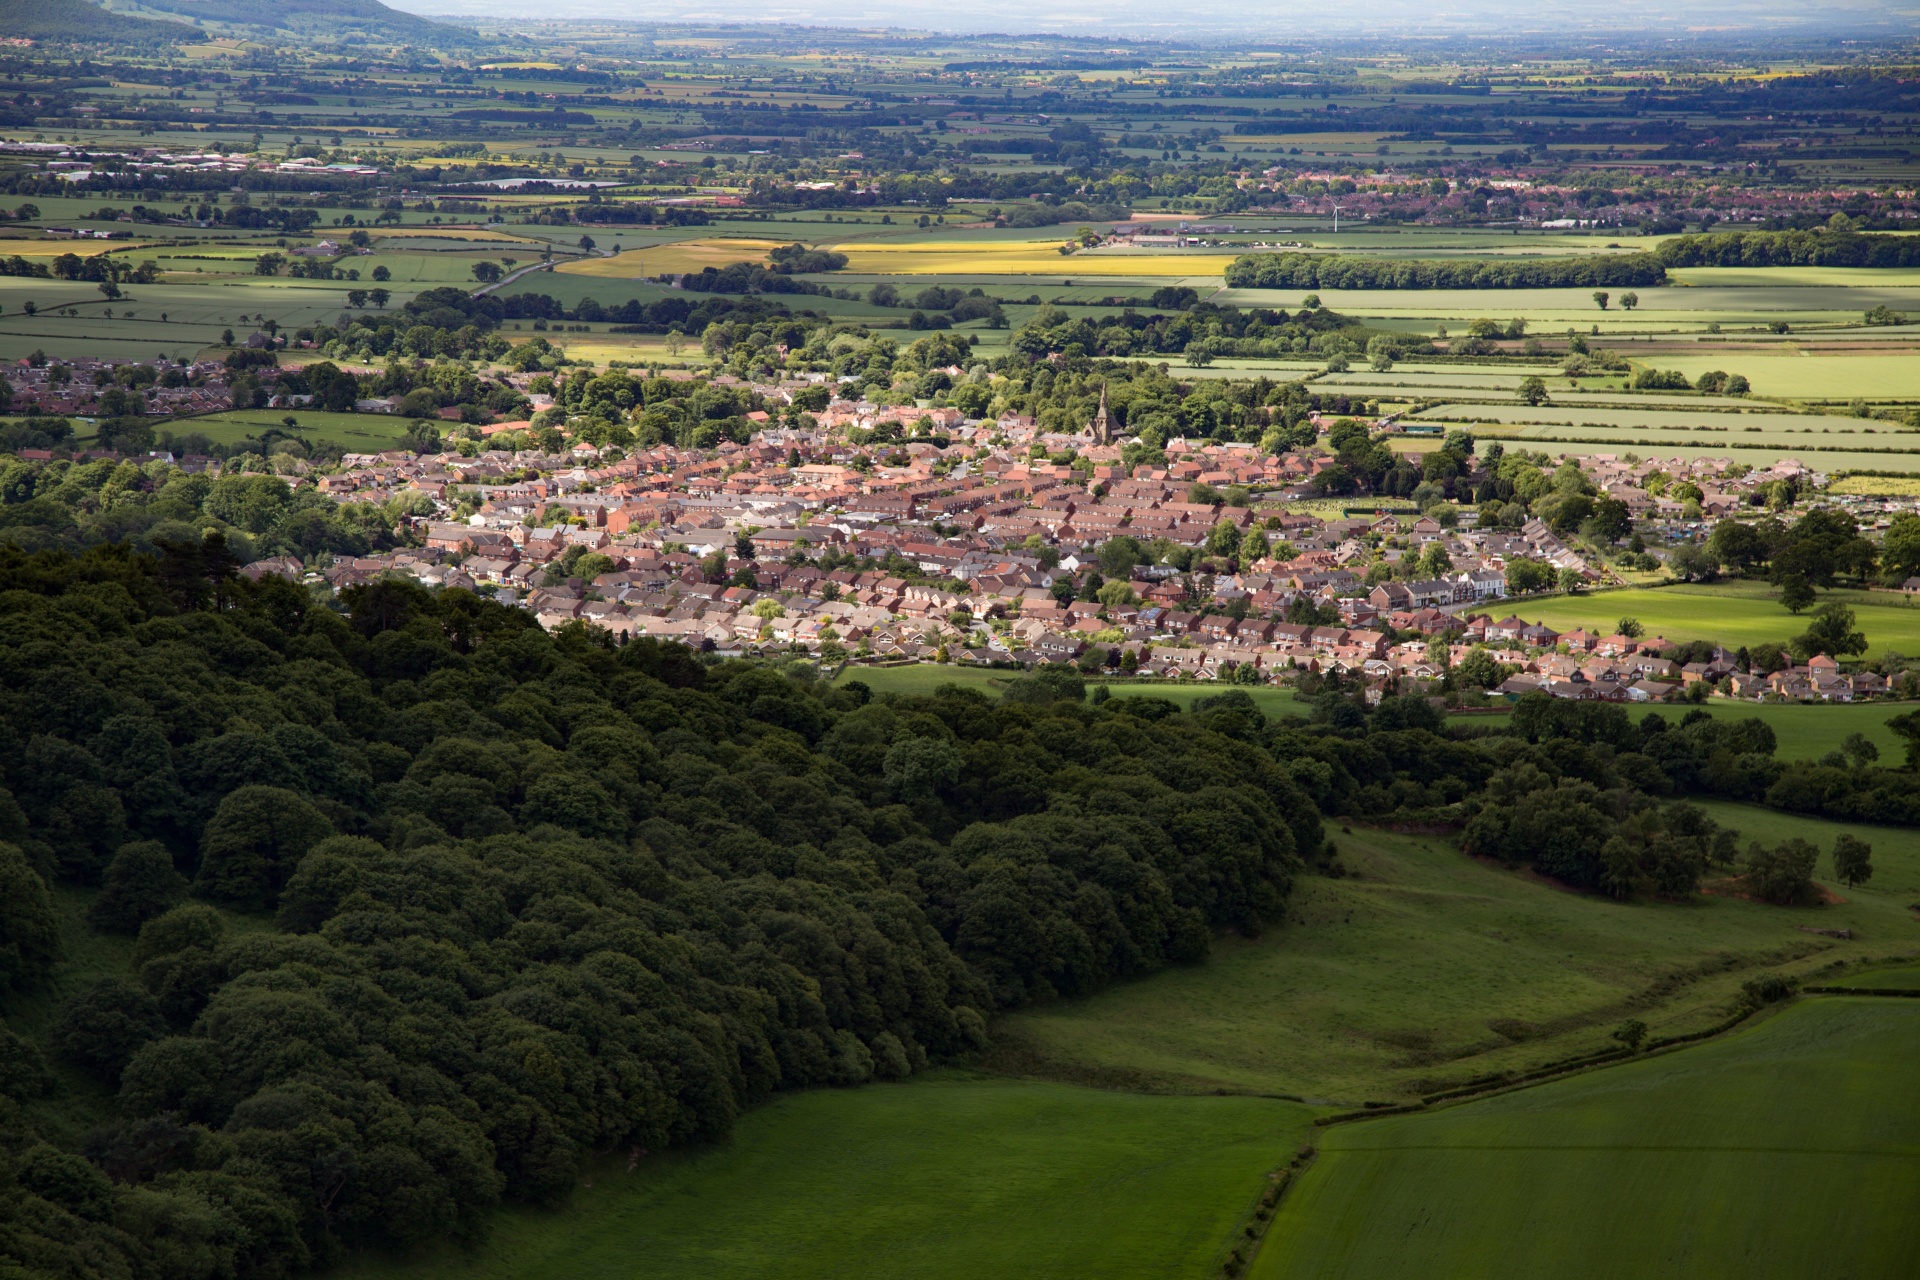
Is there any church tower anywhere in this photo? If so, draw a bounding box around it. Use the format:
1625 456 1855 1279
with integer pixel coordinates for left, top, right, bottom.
1090 383 1112 445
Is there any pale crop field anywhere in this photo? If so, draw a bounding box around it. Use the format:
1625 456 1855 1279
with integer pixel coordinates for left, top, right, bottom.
1652 351 1920 400
1669 266 1920 289
1416 402 1886 433
827 238 1243 277
557 238 797 277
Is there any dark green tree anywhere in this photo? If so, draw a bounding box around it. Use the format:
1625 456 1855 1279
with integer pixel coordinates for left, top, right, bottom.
193 786 332 911
1831 834 1873 889
56 977 167 1080
87 840 188 933
1777 573 1817 614
0 840 60 993
1744 838 1819 905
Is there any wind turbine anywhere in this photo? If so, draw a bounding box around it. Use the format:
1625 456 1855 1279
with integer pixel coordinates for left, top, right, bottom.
1331 203 1343 234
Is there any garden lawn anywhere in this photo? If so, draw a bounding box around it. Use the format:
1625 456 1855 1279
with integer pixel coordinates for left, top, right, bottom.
992 824 1920 1103
335 1075 1310 1280
1252 998 1920 1280
1502 582 1920 656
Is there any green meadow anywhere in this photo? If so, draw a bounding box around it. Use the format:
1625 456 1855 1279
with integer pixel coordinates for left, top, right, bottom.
989 823 1920 1104
1252 998 1920 1280
1504 581 1920 656
146 409 425 451
336 1076 1310 1280
1458 700 1916 764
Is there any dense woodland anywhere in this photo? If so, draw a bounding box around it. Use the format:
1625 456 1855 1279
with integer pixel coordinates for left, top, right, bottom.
0 543 1315 1280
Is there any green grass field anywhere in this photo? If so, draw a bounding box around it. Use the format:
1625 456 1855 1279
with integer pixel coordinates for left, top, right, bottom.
1657 351 1920 400
1252 998 1920 1280
1457 701 1916 764
132 409 422 452
337 1075 1310 1280
846 664 1914 762
1689 800 1920 900
1506 582 1920 656
992 823 1920 1103
836 664 1313 719
1416 401 1884 434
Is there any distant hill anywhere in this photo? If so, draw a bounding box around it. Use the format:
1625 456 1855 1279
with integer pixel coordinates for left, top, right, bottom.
0 0 193 41
122 0 481 45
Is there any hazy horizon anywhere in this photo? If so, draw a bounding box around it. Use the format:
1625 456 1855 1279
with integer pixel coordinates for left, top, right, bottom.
389 0 1920 41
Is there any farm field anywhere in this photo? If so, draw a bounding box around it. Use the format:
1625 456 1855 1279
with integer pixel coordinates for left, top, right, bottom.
1459 701 1917 765
834 663 1313 719
1690 800 1920 900
556 238 797 277
1841 966 1920 989
1252 998 1920 1280
336 1075 1310 1280
1217 283 1920 328
1653 351 1920 400
1413 402 1886 433
826 238 1242 277
136 408 424 451
843 663 1914 763
990 822 1920 1103
1503 582 1920 656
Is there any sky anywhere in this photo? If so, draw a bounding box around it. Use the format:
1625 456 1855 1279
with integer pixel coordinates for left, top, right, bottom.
391 0 1920 41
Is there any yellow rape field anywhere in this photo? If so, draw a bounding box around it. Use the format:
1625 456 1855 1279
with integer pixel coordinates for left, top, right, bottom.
0 237 132 257
824 240 1241 277
556 238 790 277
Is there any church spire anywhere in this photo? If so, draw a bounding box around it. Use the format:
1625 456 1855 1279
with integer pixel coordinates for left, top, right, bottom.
1091 382 1111 445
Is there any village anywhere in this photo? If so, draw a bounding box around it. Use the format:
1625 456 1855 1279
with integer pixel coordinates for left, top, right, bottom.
136 382 1860 705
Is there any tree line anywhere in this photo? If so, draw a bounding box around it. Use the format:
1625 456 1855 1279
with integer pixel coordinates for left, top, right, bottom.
1223 253 1668 291
1654 229 1920 269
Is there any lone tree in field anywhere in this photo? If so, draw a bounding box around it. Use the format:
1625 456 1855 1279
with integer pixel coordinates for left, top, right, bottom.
1518 376 1550 405
471 261 502 283
1778 572 1817 615
1620 291 1640 312
1831 834 1873 889
1592 290 1610 311
1611 1019 1648 1052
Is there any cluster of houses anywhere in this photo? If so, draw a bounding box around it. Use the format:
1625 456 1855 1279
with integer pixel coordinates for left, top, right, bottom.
6 356 236 419
222 424 1866 702
6 346 1888 704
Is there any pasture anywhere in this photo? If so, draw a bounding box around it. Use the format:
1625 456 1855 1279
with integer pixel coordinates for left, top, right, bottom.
1653 350 1920 400
336 1075 1310 1280
145 409 424 451
991 820 1920 1103
841 663 1916 762
835 664 1312 720
1504 581 1920 656
826 238 1242 278
1414 401 1885 434
556 239 796 277
1463 701 1916 765
1252 999 1920 1280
